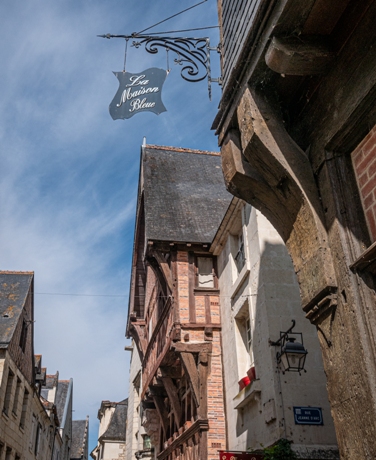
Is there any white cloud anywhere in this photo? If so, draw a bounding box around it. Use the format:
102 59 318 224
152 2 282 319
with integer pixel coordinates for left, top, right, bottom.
0 0 221 450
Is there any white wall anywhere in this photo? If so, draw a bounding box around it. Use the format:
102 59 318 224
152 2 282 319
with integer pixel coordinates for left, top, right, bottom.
215 202 338 456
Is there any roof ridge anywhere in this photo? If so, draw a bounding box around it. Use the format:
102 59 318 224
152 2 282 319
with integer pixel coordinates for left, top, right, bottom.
0 270 34 275
145 144 220 156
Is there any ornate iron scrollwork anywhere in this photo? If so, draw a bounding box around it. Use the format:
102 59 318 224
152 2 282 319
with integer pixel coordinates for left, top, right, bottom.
99 33 217 99
131 35 209 83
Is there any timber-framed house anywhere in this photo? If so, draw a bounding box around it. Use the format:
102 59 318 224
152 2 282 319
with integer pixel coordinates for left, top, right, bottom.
126 145 232 460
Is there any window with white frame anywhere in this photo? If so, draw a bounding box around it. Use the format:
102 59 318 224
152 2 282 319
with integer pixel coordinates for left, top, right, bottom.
234 302 254 378
235 231 245 273
230 205 247 280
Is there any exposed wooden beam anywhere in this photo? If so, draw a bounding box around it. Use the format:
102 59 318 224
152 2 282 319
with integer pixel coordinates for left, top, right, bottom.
160 365 182 379
292 0 376 161
180 352 200 408
151 394 169 436
198 352 209 419
162 377 182 426
265 36 335 75
148 248 174 293
172 343 212 354
131 324 147 357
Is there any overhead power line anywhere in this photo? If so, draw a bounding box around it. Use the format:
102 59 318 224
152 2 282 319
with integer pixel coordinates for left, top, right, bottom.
134 0 208 35
35 292 127 298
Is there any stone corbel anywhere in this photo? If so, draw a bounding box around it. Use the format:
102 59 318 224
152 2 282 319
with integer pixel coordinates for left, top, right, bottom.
303 286 338 347
265 35 335 76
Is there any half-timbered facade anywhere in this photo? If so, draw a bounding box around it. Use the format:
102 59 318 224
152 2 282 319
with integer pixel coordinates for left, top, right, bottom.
214 1 376 458
126 145 232 460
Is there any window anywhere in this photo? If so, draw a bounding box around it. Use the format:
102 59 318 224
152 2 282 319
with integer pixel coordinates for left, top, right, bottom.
245 316 252 353
20 388 29 429
12 378 22 416
34 422 42 456
230 205 248 280
3 369 14 416
235 302 254 378
235 232 245 273
142 434 151 450
29 414 37 451
19 320 28 352
5 446 12 460
197 257 214 288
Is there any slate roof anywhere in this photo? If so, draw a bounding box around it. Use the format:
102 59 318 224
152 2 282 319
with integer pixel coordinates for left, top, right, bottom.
71 419 89 460
142 145 232 244
56 380 71 426
0 271 33 348
100 399 128 442
40 372 59 401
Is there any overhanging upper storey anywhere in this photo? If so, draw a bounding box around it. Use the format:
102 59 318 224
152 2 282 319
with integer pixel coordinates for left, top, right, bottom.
126 144 232 337
214 0 376 155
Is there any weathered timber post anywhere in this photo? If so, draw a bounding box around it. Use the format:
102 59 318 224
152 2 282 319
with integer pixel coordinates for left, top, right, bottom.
219 85 376 459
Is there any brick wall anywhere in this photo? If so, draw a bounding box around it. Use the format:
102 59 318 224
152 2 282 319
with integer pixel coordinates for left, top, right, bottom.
177 252 189 323
207 333 226 460
352 124 376 242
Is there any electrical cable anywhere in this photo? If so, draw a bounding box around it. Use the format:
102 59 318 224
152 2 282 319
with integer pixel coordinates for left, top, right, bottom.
34 292 257 299
134 0 208 36
145 25 219 36
35 292 127 298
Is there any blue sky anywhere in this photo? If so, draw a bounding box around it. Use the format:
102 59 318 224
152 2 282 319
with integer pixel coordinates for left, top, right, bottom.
0 0 222 451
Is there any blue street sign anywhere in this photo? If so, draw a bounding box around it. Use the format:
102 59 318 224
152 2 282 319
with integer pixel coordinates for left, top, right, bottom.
293 407 323 425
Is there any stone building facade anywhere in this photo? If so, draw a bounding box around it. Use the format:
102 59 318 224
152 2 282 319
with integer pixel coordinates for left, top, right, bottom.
211 199 338 458
213 1 376 458
40 373 74 460
90 399 127 460
126 145 232 460
0 271 56 460
0 271 83 460
125 342 152 460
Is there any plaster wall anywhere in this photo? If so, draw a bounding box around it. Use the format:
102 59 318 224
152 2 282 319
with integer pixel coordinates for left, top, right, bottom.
217 203 338 455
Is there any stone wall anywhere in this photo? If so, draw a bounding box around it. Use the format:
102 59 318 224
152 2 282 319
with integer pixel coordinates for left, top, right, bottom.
0 353 55 460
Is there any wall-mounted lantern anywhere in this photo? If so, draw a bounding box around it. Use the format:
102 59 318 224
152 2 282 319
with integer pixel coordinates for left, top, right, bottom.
269 320 308 374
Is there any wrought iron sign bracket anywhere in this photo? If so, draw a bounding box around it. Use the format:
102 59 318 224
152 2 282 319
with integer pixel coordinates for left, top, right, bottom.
98 33 222 100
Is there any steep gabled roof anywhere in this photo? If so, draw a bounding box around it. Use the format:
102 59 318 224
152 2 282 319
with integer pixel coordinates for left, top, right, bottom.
142 145 232 244
56 379 72 428
0 271 33 348
100 399 128 442
71 418 89 460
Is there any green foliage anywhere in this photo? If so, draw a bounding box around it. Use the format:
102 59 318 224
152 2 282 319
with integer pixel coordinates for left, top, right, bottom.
263 439 298 460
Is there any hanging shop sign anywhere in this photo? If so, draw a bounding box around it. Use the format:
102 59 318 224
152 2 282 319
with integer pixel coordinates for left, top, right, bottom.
218 451 264 460
109 68 167 120
293 407 323 425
